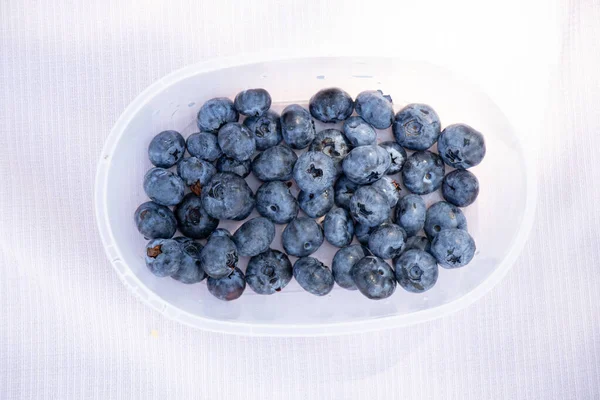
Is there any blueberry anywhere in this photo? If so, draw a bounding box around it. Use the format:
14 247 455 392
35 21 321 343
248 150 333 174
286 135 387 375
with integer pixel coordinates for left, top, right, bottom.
216 155 251 178
392 104 441 150
342 145 391 185
442 169 480 207
401 151 445 195
197 97 239 132
145 239 183 277
282 217 324 257
298 187 334 218
201 172 255 220
186 131 223 162
355 221 377 245
323 207 354 248
255 181 299 224
350 256 396 300
395 194 426 236
342 116 377 146
368 223 407 259
207 267 246 301
217 122 256 162
293 151 336 193
355 90 394 129
379 141 407 175
177 157 217 196
209 228 232 239
232 217 276 257
251 144 297 182
349 185 390 227
430 228 476 269
308 87 354 123
171 237 206 284
234 88 271 116
134 201 177 239
293 257 334 296
394 249 438 293
143 167 185 206
243 110 282 150
334 175 360 210
370 176 402 208
402 235 431 254
148 130 186 168
280 104 316 149
200 234 238 278
424 201 467 239
438 123 486 169
309 129 351 173
245 249 293 294
174 193 219 239
332 245 369 290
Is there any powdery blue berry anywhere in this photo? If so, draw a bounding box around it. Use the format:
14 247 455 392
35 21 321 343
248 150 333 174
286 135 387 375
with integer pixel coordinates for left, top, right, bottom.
186 131 222 162
394 249 438 293
145 239 184 277
293 257 334 296
351 256 396 300
232 217 276 257
143 167 185 206
245 249 293 295
282 217 324 257
293 151 336 193
243 110 282 150
234 88 271 117
323 207 354 248
430 228 476 269
332 245 369 290
148 130 185 168
309 87 354 123
442 169 480 207
438 123 486 169
174 193 219 239
392 104 441 151
395 194 426 237
402 151 445 195
197 97 239 132
343 116 377 146
355 90 394 129
298 187 334 218
367 223 407 259
342 145 391 185
207 267 246 301
255 181 299 224
251 144 297 182
280 104 316 149
424 201 467 239
217 122 256 162
134 201 177 239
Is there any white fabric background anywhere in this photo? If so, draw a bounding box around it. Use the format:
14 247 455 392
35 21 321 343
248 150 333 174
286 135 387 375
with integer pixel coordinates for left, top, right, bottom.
1 0 599 399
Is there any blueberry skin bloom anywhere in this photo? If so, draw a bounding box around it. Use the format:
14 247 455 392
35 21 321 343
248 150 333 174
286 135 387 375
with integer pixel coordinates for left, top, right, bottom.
368 223 407 259
424 201 467 239
349 185 390 227
256 181 299 224
282 217 324 257
370 176 402 208
309 129 352 173
402 151 445 195
430 228 476 269
394 249 438 293
332 245 369 290
334 175 360 210
201 172 255 220
293 257 334 296
395 194 426 237
174 193 219 239
323 207 354 248
293 151 336 193
392 104 441 151
280 104 316 149
438 123 486 169
342 145 391 185
351 256 396 300
379 141 407 175
148 130 186 168
200 234 238 279
186 131 222 162
216 155 251 178
143 167 185 206
402 236 431 254
343 116 377 147
210 228 232 240
355 90 394 129
442 169 480 207
177 157 216 196
298 187 334 218
197 97 239 132
245 249 293 295
309 87 354 123
217 122 256 162
145 239 184 277
232 217 276 257
207 267 246 301
171 237 206 284
251 144 297 182
134 201 177 239
234 88 271 117
243 110 282 151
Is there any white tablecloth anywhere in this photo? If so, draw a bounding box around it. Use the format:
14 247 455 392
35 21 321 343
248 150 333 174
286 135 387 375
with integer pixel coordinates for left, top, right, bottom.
2 0 599 399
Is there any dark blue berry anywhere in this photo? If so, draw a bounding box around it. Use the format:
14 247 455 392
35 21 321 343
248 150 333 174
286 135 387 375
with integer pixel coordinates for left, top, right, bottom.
349 185 390 227
334 175 360 210
171 237 206 284
207 267 246 301
424 201 467 239
392 104 441 150
234 88 271 116
332 245 369 290
197 97 238 132
298 187 334 218
394 249 438 293
201 172 255 220
293 257 334 296
174 193 219 239
293 151 336 193
395 194 426 236
351 256 396 300
355 90 394 129
368 223 407 259
177 157 216 196
251 144 297 182
186 131 222 162
145 239 183 277
438 124 486 169
245 249 293 295
309 129 351 173
255 181 299 224
217 122 256 162
243 110 282 150
143 167 185 206
442 169 480 207
282 217 324 257
134 201 177 239
148 130 185 168
342 145 391 185
216 155 251 178
370 176 402 208
280 104 316 149
323 207 354 248
200 234 238 279
342 116 376 146
232 217 276 257
402 151 445 195
309 87 354 123
430 228 476 269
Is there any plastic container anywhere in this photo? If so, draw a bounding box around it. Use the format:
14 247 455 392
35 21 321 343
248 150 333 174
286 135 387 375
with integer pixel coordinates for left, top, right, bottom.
95 56 536 336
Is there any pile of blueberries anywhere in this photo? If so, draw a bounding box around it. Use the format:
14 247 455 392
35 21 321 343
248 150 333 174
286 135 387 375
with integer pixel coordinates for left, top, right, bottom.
134 88 485 301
